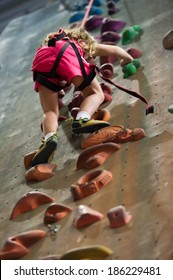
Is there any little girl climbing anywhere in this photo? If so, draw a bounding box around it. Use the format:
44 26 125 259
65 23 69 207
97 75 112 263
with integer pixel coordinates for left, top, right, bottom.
31 26 133 166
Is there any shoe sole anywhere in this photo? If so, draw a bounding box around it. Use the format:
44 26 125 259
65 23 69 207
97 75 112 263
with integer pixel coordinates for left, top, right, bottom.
72 122 110 135
31 140 58 166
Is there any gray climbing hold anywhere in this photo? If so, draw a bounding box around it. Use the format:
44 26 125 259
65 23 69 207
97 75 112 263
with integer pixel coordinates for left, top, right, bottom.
163 30 173 49
168 104 173 114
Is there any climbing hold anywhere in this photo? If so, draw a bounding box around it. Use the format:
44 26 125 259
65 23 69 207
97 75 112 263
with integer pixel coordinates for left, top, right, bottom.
60 245 112 260
70 107 80 119
100 92 113 109
107 205 132 228
91 0 103 6
107 1 120 15
81 126 145 149
122 62 136 78
92 109 111 122
122 58 141 78
25 163 57 182
10 191 55 220
89 5 103 15
126 47 142 58
132 58 141 69
163 29 173 49
81 125 124 149
99 63 114 78
69 12 85 24
76 142 121 169
168 104 173 114
101 31 121 43
114 127 146 143
101 18 126 33
24 150 37 169
99 82 113 109
85 15 104 31
73 205 103 228
0 230 47 260
44 203 72 225
122 25 143 45
68 92 84 112
100 82 113 95
71 169 112 200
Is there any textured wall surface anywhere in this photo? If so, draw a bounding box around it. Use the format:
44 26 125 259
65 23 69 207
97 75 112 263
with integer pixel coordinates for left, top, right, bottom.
0 0 173 259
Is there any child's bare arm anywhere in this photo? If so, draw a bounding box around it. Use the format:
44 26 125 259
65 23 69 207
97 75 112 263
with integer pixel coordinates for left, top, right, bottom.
94 43 133 66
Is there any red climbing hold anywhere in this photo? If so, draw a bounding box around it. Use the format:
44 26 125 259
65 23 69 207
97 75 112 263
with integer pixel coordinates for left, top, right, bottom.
10 191 55 220
81 126 124 149
77 142 121 170
73 205 103 228
71 169 112 200
81 126 145 149
126 47 142 58
107 206 132 228
99 63 114 78
44 203 72 225
25 163 57 182
24 150 37 169
100 82 113 95
0 230 47 260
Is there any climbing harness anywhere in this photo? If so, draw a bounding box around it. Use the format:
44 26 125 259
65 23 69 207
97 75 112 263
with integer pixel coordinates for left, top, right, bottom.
33 29 154 115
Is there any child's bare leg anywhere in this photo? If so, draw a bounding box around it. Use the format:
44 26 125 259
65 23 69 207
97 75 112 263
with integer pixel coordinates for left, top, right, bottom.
38 85 59 136
72 76 104 118
71 76 110 134
31 85 59 166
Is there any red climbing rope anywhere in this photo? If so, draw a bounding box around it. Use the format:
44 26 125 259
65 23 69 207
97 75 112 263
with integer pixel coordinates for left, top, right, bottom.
81 0 94 27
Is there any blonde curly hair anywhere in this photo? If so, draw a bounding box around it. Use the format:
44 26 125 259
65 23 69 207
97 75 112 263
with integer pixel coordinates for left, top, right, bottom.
42 27 97 58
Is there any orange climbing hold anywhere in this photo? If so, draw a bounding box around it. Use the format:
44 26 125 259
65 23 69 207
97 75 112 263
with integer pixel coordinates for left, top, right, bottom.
92 109 111 122
73 205 103 228
107 206 132 228
81 126 145 149
25 163 57 182
0 230 47 260
81 126 123 149
10 191 55 220
44 203 73 225
24 150 37 169
71 169 112 200
77 142 121 170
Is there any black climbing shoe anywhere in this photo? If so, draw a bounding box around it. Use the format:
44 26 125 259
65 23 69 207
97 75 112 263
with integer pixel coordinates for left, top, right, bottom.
31 133 58 166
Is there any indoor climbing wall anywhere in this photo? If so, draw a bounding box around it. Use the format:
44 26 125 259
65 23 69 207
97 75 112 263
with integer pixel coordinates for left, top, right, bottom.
0 0 173 260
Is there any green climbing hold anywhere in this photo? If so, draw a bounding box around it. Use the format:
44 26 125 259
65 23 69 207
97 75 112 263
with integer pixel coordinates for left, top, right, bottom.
122 59 140 78
122 25 143 45
132 58 140 69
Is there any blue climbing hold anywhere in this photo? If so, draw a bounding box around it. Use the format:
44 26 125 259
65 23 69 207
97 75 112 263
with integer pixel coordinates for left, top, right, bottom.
69 12 85 23
89 5 103 15
91 0 103 6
